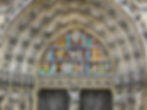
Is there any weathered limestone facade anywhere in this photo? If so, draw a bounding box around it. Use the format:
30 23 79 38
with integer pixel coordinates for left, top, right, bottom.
0 0 146 110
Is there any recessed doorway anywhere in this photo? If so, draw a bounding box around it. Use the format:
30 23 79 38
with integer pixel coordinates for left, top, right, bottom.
80 90 112 110
38 90 69 110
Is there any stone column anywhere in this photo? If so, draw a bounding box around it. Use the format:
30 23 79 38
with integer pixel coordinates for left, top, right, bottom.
13 104 20 110
143 87 147 110
1 97 8 110
68 89 80 110
25 98 30 110
114 94 124 110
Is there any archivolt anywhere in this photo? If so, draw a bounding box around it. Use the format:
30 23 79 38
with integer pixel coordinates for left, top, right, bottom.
0 0 145 84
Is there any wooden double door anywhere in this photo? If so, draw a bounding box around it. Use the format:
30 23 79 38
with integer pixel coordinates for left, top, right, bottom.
38 90 112 110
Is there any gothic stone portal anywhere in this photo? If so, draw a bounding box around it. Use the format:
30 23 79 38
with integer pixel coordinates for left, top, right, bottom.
38 90 112 110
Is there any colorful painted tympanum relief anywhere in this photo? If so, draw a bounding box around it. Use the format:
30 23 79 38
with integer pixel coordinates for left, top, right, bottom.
39 30 111 76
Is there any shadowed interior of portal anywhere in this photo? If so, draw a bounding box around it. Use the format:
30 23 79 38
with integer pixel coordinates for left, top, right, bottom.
38 90 69 110
38 90 112 110
80 90 112 110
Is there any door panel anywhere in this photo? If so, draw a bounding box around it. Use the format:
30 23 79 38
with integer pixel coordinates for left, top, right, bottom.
80 90 112 110
38 90 69 110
